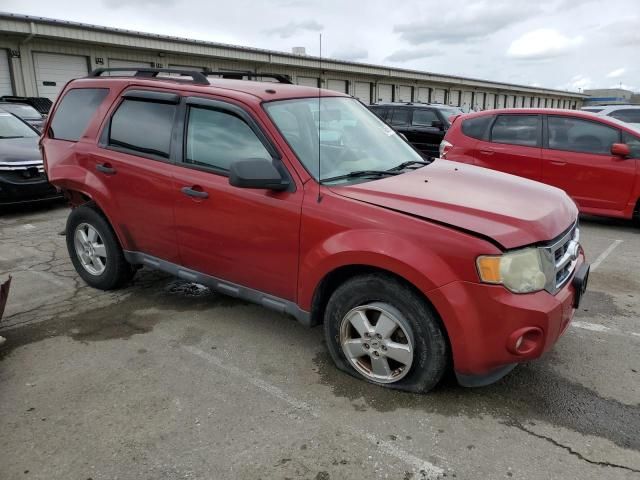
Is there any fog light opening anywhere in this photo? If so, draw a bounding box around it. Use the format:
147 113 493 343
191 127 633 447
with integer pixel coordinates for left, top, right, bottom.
507 327 543 355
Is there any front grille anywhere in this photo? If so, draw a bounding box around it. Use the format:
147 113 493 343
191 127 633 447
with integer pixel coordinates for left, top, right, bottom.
0 160 45 183
540 222 580 294
0 160 44 173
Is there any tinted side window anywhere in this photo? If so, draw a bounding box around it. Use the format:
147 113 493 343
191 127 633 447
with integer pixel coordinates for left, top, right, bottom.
390 108 411 126
548 116 619 155
490 115 539 147
462 115 493 140
50 88 109 141
622 132 640 159
185 107 271 172
412 109 438 126
609 109 640 124
370 107 388 121
109 99 176 158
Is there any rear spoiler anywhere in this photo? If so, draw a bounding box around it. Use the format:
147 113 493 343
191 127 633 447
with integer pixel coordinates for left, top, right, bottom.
448 114 462 125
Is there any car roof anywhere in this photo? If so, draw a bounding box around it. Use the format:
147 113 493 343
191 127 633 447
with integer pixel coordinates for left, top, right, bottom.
65 76 349 103
595 105 640 114
462 108 640 135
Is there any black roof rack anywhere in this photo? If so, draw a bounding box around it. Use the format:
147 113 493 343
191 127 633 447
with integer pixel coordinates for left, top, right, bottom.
204 70 293 84
88 68 210 85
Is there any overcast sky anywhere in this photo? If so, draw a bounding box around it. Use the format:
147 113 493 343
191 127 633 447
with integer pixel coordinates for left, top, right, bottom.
4 0 639 92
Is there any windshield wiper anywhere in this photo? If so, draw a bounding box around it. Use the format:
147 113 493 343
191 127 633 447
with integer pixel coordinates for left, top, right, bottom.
388 159 431 171
321 170 401 184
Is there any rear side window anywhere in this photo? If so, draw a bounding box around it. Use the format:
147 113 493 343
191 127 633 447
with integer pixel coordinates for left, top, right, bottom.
462 115 493 140
390 108 411 126
185 107 271 172
609 109 640 124
622 132 640 159
548 116 619 155
50 88 109 141
370 107 388 121
109 99 176 158
490 115 539 147
412 109 438 126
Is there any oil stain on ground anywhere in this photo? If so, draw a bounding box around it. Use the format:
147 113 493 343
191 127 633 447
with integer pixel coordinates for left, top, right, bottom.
312 351 640 451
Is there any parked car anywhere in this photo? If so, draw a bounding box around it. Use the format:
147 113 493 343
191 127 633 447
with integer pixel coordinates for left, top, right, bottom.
369 103 464 157
43 69 588 392
0 109 61 205
0 102 46 131
593 105 640 128
440 108 640 222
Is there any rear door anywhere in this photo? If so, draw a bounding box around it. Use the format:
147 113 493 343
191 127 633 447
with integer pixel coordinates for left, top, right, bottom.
542 115 636 211
171 97 302 301
470 114 542 180
405 108 443 156
92 89 181 262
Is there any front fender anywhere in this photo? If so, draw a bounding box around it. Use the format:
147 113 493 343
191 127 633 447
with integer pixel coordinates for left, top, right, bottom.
298 229 460 311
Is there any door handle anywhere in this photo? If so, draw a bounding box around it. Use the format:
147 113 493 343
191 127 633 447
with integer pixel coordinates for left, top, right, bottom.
549 160 567 166
96 163 116 175
181 186 209 199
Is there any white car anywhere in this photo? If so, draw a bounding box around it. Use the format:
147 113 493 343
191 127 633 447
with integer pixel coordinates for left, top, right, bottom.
584 105 640 128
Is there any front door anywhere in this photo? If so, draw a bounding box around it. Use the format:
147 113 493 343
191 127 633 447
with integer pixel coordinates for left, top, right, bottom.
542 115 636 212
405 108 443 156
172 97 302 301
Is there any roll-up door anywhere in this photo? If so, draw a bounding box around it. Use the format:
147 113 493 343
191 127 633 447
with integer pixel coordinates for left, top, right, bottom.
474 92 485 110
354 82 372 104
297 76 319 88
485 93 496 109
433 88 446 103
496 95 506 108
416 87 430 103
377 83 393 102
327 79 347 93
0 50 13 96
398 85 413 102
33 52 89 100
449 90 461 106
461 91 473 111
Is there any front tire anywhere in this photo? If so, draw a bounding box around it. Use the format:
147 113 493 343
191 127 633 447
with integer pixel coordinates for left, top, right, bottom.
324 273 449 393
66 205 134 290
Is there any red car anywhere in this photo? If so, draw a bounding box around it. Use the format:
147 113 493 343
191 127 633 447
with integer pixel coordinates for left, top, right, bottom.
440 108 640 222
42 69 588 392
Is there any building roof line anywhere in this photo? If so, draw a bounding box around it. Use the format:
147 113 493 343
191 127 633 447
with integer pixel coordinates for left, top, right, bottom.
0 11 587 97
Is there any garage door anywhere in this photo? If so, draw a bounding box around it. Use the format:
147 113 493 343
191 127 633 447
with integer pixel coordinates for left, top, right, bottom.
485 93 495 109
354 82 371 104
0 50 13 96
496 95 506 108
449 90 461 106
474 92 485 110
461 91 473 111
108 59 152 75
397 85 412 102
297 76 319 88
327 79 347 93
433 88 446 103
377 84 393 102
416 87 430 103
34 52 89 101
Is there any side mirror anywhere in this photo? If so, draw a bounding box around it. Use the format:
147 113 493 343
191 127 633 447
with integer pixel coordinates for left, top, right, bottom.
431 120 444 130
229 158 289 191
611 143 630 158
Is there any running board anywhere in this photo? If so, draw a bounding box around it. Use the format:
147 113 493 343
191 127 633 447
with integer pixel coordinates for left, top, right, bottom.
123 251 311 327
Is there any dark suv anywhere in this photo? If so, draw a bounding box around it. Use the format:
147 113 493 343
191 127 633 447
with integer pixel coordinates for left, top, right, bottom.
369 103 463 157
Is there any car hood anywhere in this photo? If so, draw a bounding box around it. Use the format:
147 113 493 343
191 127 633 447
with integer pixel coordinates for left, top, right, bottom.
330 159 577 249
0 137 42 163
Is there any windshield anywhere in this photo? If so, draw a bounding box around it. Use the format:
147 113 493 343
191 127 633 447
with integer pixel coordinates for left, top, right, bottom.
0 112 39 138
264 97 425 183
0 104 42 120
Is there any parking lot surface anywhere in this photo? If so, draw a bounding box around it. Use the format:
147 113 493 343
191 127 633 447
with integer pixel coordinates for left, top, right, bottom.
0 204 639 480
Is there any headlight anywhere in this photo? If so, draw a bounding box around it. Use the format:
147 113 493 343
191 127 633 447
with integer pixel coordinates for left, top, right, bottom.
476 248 548 293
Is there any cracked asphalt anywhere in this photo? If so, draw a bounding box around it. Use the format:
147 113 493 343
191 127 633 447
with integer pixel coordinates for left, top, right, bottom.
0 203 639 480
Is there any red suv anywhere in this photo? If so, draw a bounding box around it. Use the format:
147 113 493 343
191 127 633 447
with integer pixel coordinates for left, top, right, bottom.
42 69 589 392
441 108 640 222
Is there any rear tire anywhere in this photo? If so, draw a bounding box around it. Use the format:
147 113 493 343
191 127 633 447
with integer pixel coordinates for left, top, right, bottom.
66 205 134 290
323 273 448 393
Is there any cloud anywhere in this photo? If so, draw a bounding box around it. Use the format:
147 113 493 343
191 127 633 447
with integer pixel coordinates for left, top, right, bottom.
507 29 584 59
557 74 592 91
385 48 442 62
393 1 540 45
606 67 626 78
265 20 323 38
332 47 368 61
102 0 174 7
599 18 640 46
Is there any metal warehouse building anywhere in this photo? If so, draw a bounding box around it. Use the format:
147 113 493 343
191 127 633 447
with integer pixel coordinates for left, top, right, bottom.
0 12 586 109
